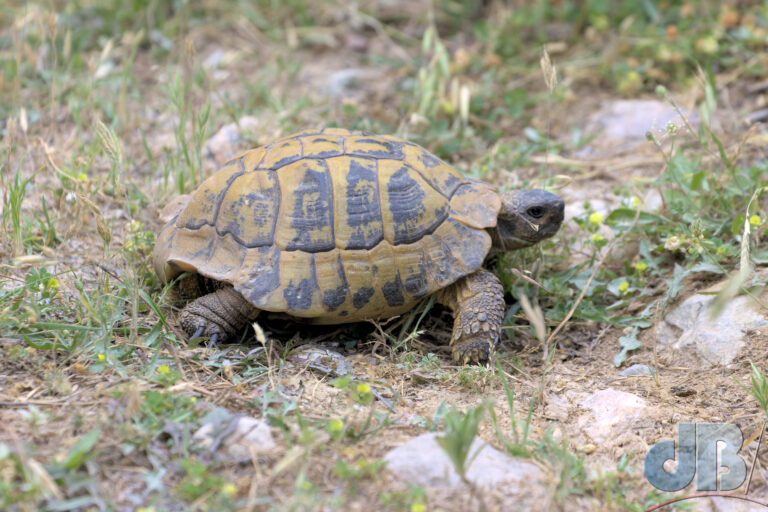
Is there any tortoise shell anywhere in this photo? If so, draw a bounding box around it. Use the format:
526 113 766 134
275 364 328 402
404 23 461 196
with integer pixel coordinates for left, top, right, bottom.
153 128 502 323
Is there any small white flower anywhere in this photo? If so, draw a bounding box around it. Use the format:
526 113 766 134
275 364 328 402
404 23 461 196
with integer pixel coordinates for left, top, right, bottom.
664 236 681 251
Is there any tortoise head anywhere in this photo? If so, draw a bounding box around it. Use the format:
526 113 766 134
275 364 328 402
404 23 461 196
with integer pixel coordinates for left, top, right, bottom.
490 189 565 252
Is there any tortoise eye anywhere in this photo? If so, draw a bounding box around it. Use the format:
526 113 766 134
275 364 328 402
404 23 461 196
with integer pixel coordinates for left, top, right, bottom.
527 206 545 219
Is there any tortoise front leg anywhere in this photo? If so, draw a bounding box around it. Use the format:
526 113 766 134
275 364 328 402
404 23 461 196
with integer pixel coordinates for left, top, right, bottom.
178 285 260 345
436 269 506 364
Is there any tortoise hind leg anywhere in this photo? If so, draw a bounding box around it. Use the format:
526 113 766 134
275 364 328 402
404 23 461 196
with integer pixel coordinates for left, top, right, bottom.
436 269 506 364
178 285 260 345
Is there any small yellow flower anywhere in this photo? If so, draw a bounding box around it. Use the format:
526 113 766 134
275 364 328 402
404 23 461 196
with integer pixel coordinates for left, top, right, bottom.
749 215 761 227
716 246 726 255
618 281 630 293
356 382 371 395
588 212 604 226
591 234 604 243
328 418 344 434
76 172 88 182
127 219 143 233
221 483 237 496
439 99 455 115
696 36 719 54
631 196 641 208
410 502 427 512
591 14 608 31
47 278 60 289
98 353 106 361
157 364 170 375
634 261 647 272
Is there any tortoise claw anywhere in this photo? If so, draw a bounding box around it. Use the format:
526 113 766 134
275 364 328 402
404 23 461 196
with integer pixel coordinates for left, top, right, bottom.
190 325 205 341
451 342 491 365
208 333 219 346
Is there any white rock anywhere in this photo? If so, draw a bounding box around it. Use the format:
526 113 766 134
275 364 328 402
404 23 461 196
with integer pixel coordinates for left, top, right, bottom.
203 116 260 169
578 389 648 444
321 68 372 98
383 432 542 490
657 289 768 365
620 364 654 377
193 409 275 460
543 393 571 421
586 99 699 144
225 416 276 459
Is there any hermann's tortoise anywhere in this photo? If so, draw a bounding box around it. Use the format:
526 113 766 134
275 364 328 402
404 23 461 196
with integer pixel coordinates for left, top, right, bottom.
152 128 564 363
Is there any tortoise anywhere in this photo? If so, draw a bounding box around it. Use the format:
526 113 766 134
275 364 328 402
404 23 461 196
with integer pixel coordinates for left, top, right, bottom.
152 128 564 363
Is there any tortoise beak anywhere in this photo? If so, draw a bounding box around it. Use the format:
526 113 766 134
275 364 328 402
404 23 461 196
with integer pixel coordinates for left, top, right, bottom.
494 189 565 251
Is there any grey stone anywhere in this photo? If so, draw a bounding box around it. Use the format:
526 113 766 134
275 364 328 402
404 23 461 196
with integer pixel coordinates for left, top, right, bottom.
203 116 260 169
193 407 275 459
321 68 373 98
578 389 648 444
288 345 352 375
586 99 699 145
543 393 570 421
620 364 655 377
657 289 768 365
383 432 542 490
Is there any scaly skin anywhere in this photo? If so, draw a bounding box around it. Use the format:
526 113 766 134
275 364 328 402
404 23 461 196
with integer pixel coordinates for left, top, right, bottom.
178 286 259 344
436 268 506 364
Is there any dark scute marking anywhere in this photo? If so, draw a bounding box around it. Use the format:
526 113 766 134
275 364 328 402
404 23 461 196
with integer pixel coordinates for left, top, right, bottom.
312 137 335 144
272 153 302 169
403 251 428 298
428 235 461 286
421 152 440 168
311 150 342 159
339 310 348 317
323 255 348 311
239 246 281 304
284 253 318 310
184 170 244 230
224 155 246 171
404 272 428 298
388 167 448 245
447 219 487 270
347 138 404 159
284 278 314 310
323 287 347 311
281 141 292 147
188 237 217 261
382 274 405 307
285 165 335 252
345 159 384 250
443 173 462 195
218 182 278 247
352 287 375 309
